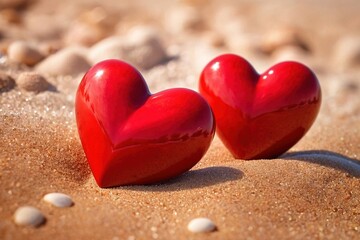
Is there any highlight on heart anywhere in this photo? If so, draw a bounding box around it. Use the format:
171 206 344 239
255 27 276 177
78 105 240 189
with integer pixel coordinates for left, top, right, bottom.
75 59 215 187
2 1 358 238
199 54 321 160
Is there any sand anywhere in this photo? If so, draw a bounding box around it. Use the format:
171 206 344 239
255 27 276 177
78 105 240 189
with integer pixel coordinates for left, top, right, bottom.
0 0 360 239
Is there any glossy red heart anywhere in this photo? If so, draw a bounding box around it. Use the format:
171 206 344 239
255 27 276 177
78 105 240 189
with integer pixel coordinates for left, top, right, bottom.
199 54 321 159
76 59 215 187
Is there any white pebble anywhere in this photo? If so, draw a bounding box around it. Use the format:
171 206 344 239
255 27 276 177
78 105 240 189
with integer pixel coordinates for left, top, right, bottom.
14 206 45 227
187 217 216 233
8 41 44 66
43 192 73 208
36 47 90 76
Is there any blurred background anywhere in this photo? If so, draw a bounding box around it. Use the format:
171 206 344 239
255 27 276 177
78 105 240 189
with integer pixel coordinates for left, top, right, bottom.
0 0 359 94
1 2 360 239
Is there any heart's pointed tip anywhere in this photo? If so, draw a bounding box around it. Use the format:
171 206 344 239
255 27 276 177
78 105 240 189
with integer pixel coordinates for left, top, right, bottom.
231 151 282 160
232 154 281 161
95 178 127 188
94 173 132 188
93 172 173 188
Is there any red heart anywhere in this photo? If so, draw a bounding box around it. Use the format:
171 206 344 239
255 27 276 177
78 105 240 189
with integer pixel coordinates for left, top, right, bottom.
199 54 321 159
76 59 215 187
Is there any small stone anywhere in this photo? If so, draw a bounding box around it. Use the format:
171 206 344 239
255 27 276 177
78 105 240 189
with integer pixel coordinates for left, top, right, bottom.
89 26 167 69
38 40 63 56
36 47 90 76
43 192 73 208
187 217 217 233
14 206 45 227
333 36 360 70
8 41 44 66
17 72 50 93
260 27 310 55
124 26 167 69
0 71 15 93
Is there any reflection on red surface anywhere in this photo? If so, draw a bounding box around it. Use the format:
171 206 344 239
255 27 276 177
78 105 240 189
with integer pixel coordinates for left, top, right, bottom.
76 59 215 187
200 54 321 159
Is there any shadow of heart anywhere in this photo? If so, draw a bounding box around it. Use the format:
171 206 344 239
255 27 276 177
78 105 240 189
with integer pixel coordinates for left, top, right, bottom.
281 150 360 177
117 166 243 192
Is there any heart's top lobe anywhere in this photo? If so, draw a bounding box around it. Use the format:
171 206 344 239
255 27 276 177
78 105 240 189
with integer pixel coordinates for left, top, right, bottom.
77 59 215 150
200 54 321 118
77 59 150 140
200 54 258 115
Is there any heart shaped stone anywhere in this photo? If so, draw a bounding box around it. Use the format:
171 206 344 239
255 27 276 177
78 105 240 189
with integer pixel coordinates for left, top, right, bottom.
76 59 215 187
199 54 321 159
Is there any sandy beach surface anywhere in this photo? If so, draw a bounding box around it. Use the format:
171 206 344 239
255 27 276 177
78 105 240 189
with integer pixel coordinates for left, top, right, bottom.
0 0 359 239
